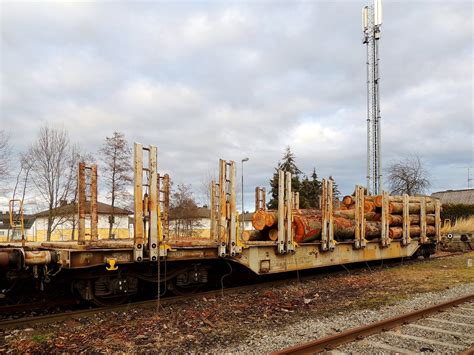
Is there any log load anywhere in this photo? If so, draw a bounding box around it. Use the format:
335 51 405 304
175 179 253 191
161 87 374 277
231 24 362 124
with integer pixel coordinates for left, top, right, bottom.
248 194 438 243
388 214 435 226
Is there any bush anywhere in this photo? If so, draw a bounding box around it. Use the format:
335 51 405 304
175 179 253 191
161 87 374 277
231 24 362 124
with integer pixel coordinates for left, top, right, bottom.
441 203 474 221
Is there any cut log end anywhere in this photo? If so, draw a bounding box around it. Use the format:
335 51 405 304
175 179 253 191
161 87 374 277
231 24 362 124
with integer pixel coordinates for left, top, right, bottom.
252 210 267 230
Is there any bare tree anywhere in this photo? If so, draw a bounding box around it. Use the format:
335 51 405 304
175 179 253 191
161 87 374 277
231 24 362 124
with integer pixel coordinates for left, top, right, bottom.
9 154 33 241
386 155 431 195
198 170 215 207
99 132 132 239
27 126 79 241
170 183 202 237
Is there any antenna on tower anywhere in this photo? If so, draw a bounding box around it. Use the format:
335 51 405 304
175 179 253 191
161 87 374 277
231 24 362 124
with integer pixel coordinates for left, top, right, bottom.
362 0 383 195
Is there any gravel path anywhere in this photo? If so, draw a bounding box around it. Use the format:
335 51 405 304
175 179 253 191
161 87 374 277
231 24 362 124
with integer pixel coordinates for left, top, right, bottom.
208 283 474 354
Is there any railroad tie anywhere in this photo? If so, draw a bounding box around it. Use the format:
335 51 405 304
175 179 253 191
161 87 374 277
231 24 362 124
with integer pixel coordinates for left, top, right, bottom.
425 317 474 328
406 324 474 339
363 340 415 354
385 331 465 350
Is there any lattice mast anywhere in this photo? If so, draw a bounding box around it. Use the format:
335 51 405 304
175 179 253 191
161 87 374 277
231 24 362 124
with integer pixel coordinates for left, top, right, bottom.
363 0 383 195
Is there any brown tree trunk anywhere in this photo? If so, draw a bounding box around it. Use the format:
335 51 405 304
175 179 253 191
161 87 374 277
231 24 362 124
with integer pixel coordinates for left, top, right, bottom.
242 229 267 241
389 214 435 226
268 229 278 241
251 210 267 231
342 195 353 206
389 202 435 214
389 225 436 239
265 212 277 228
334 210 381 221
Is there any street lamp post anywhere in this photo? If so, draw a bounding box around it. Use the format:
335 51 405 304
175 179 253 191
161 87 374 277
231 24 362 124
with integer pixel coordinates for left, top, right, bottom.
241 157 249 236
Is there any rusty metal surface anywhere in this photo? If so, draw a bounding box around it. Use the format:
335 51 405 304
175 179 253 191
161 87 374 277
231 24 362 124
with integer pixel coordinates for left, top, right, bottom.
90 164 98 242
240 240 419 275
0 252 10 268
67 249 134 268
210 180 217 241
272 293 474 354
78 162 86 244
24 251 52 265
148 145 158 261
133 143 144 261
162 173 170 240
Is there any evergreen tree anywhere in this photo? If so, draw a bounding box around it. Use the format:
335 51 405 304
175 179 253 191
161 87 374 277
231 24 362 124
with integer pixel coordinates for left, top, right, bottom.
267 147 322 209
299 168 322 208
267 146 302 209
329 176 341 201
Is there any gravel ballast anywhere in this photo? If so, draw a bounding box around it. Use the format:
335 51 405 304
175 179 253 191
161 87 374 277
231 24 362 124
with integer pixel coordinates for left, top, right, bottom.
2 252 473 353
209 283 474 353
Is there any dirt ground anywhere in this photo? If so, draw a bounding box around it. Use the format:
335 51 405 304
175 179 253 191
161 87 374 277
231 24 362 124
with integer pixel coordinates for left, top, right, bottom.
2 252 473 353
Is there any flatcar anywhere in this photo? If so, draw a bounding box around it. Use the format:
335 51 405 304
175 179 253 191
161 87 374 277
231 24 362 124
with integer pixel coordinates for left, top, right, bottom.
0 143 441 305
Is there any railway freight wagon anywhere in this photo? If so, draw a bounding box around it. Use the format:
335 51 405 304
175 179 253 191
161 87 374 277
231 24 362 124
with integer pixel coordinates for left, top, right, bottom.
0 143 441 305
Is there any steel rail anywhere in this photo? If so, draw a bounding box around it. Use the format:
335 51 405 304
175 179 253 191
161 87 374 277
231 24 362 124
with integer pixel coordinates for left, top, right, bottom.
273 293 474 354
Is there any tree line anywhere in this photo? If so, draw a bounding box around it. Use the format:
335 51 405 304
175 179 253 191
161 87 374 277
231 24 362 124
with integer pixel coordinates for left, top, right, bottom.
0 126 133 241
0 126 440 241
267 146 340 209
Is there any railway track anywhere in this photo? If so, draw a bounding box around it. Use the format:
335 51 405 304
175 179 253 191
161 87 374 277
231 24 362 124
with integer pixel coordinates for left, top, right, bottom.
274 294 474 354
0 251 468 330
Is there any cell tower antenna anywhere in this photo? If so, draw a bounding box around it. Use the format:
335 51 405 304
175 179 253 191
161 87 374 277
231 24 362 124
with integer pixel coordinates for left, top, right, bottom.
363 0 383 195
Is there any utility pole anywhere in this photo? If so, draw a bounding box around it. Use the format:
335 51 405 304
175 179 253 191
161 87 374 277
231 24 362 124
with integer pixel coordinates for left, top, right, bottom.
362 0 383 195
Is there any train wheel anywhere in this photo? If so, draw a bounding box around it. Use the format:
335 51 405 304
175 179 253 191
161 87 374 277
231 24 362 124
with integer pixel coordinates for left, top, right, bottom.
170 280 201 296
91 294 131 307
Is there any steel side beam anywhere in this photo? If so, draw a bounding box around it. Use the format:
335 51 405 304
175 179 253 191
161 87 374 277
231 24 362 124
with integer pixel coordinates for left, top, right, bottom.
78 162 86 245
90 165 98 242
148 146 158 261
133 143 144 262
277 170 285 254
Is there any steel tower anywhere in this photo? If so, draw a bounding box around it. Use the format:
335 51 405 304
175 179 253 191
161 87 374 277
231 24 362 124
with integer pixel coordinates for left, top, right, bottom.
362 0 383 195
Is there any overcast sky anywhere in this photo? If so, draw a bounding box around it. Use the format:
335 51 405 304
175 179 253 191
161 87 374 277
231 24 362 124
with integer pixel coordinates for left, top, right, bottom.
1 0 473 211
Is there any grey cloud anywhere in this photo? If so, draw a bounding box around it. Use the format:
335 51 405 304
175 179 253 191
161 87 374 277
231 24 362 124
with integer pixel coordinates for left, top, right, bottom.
1 0 472 210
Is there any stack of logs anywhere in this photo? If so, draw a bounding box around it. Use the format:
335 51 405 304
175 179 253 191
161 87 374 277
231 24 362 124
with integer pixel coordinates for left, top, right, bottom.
244 195 436 243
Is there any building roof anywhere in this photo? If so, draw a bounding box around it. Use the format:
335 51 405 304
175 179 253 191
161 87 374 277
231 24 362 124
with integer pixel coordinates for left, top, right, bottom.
0 211 36 230
431 188 474 205
35 201 131 218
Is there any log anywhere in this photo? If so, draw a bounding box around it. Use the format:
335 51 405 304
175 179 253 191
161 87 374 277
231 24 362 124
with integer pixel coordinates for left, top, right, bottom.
342 195 354 206
374 195 383 208
389 225 436 239
375 195 436 208
252 210 267 230
268 229 278 241
364 201 376 212
265 212 277 228
333 210 381 221
389 214 435 226
241 230 266 241
293 214 322 243
389 202 435 214
294 215 384 242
